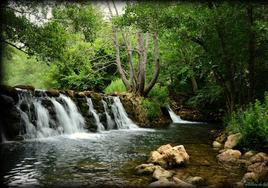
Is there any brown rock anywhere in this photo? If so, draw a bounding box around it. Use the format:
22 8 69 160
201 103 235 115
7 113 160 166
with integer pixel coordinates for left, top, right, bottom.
153 167 173 180
148 144 190 168
173 177 195 187
185 176 206 186
46 89 60 97
247 162 268 181
135 163 160 175
249 152 268 163
157 144 173 154
216 132 228 144
243 151 255 159
213 141 222 148
242 172 258 183
66 90 75 97
149 178 176 187
217 149 242 162
224 133 242 149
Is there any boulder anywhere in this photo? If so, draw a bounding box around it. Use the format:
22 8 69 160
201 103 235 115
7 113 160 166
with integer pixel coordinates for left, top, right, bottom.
148 144 190 168
46 89 60 97
224 133 242 149
217 149 242 163
153 167 173 180
173 177 195 187
213 141 222 148
135 163 160 175
249 152 268 163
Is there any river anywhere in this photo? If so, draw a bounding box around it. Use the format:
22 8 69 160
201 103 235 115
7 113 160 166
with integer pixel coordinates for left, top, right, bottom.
0 122 245 187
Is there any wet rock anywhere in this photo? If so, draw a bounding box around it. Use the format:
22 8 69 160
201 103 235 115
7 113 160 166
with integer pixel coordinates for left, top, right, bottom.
242 172 258 183
173 177 195 187
213 141 222 148
185 176 206 186
247 162 268 181
0 84 19 102
66 90 75 98
217 149 241 162
149 178 176 187
135 163 160 175
249 152 268 163
148 144 190 168
224 133 242 149
243 151 255 159
153 167 173 180
0 94 21 140
46 89 60 97
14 84 35 91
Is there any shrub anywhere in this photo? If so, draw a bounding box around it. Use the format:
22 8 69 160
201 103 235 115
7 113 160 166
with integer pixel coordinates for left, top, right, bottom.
141 98 159 120
148 83 169 106
104 78 126 94
226 93 268 150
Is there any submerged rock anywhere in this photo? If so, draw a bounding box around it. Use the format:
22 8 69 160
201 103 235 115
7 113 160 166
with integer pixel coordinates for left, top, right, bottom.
185 176 206 186
224 133 242 149
153 167 173 180
149 178 176 187
173 177 195 187
135 163 160 175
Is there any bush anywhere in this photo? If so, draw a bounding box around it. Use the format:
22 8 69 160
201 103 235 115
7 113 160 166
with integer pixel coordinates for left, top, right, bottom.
104 78 126 94
148 83 169 106
141 98 159 120
226 93 268 150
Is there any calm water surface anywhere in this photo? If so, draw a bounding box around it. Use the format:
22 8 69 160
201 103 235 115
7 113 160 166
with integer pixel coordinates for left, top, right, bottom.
0 123 245 187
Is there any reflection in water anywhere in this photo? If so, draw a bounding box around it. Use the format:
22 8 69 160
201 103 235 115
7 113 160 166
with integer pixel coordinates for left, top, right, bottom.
0 123 245 187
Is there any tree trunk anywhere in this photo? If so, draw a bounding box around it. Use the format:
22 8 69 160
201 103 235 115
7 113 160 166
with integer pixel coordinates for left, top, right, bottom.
144 32 160 96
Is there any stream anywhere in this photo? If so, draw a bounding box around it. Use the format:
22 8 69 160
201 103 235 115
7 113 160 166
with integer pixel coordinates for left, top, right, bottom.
0 122 245 187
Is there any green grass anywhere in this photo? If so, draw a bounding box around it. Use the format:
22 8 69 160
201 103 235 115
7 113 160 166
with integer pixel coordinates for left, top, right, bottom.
104 78 126 94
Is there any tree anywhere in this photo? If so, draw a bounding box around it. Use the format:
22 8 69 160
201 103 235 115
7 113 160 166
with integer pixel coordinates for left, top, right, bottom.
107 1 160 96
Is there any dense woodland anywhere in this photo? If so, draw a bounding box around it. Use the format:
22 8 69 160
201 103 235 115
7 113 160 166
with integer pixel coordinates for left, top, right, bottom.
1 1 268 149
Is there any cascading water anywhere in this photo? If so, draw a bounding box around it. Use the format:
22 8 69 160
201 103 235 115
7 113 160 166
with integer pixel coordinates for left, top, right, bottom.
15 90 86 139
168 107 201 124
111 97 139 129
86 97 105 131
102 99 115 130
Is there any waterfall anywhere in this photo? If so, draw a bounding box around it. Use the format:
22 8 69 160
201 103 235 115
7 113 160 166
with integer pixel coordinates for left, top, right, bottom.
168 107 200 124
34 100 58 138
111 97 139 129
102 99 115 130
16 90 85 139
86 98 105 131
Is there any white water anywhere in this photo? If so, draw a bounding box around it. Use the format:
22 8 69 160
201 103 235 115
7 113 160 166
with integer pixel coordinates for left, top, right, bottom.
168 107 200 124
86 98 105 131
34 100 58 138
51 96 85 134
102 99 115 130
111 97 139 129
59 94 85 132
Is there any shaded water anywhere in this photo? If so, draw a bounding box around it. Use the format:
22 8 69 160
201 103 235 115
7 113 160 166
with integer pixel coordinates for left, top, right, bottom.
0 123 245 187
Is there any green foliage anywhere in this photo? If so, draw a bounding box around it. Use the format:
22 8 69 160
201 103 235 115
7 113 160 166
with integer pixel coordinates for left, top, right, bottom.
104 79 126 94
148 83 169 106
141 98 159 120
2 46 52 89
226 93 268 150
